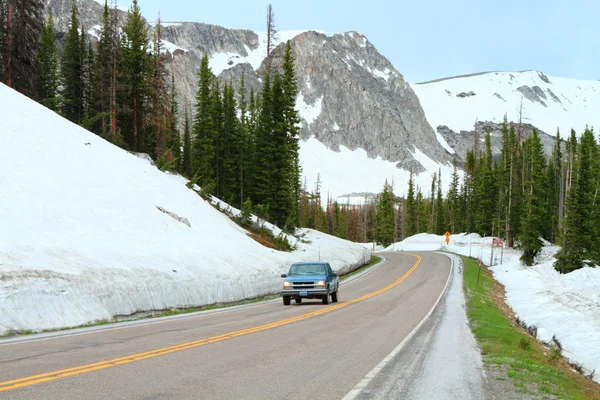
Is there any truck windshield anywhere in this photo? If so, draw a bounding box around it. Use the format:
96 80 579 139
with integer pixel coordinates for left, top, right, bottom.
288 264 326 275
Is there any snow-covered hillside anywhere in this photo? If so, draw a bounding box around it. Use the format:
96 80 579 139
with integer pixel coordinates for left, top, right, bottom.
386 233 600 384
299 138 457 203
412 70 600 137
0 83 370 335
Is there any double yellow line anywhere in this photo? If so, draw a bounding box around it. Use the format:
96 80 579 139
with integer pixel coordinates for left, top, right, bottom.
0 254 421 392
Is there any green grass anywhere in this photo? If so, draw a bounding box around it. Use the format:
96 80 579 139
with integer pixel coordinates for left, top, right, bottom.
461 256 600 399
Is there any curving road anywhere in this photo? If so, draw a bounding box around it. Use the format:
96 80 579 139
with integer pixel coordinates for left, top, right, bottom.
0 252 453 399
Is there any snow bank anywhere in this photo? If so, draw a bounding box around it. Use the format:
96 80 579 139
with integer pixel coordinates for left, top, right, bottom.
384 233 600 383
0 83 369 335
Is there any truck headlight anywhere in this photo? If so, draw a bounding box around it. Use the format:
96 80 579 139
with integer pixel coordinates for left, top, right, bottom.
283 281 293 289
315 280 326 289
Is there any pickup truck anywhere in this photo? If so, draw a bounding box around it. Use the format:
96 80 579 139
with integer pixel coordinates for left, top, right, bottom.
280 261 339 305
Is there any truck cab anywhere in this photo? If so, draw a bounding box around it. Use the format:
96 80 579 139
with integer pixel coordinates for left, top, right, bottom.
280 261 339 305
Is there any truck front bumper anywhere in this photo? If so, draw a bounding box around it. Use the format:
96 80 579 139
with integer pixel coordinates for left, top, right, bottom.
281 289 329 298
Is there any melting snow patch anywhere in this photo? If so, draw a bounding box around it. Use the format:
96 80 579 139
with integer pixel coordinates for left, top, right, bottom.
372 67 392 82
149 22 183 28
333 122 340 131
296 93 323 125
87 25 101 40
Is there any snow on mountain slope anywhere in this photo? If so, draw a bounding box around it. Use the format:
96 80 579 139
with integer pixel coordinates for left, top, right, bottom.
412 70 600 136
298 137 458 203
0 83 369 335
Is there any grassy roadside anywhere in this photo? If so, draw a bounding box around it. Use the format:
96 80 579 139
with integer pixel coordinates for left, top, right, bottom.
461 255 600 399
1 256 381 340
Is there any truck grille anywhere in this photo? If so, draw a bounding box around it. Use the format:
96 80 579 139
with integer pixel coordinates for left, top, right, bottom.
292 282 315 289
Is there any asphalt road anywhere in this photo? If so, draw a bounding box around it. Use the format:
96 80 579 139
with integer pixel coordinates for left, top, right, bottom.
0 252 451 400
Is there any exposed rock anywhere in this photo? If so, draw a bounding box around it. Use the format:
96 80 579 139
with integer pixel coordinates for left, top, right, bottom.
456 91 476 98
546 88 562 104
538 71 551 84
493 93 506 102
517 85 547 107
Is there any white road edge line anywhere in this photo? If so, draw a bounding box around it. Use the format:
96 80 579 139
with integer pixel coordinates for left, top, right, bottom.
0 256 388 346
342 252 455 400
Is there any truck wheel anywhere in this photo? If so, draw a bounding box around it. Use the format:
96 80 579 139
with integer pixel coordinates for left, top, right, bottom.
295 297 302 304
283 296 291 305
322 294 329 305
331 290 338 303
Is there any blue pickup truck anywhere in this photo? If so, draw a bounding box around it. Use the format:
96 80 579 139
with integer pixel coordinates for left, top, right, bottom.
280 261 339 305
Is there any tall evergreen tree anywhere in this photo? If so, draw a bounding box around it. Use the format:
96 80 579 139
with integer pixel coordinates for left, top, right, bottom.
120 0 149 152
519 129 547 265
95 0 119 139
281 41 301 227
253 70 275 212
167 76 181 169
435 170 445 235
2 0 43 97
181 107 193 176
61 1 84 123
376 181 395 247
555 131 583 273
37 14 60 111
192 53 215 191
446 159 460 232
405 171 417 237
476 130 496 235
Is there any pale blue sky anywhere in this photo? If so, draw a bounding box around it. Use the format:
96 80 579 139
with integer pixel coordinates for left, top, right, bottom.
128 0 599 83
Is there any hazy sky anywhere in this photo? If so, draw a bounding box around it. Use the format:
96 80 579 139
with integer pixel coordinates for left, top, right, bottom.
118 0 599 83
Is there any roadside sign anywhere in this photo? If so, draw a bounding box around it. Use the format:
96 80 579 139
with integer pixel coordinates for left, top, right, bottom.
492 238 503 248
444 231 450 244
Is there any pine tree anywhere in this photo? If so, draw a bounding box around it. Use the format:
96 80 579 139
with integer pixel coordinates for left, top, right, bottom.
82 38 97 127
37 14 60 111
577 129 600 264
211 81 224 197
146 19 170 160
519 129 547 265
61 1 84 123
269 71 289 227
192 53 215 191
544 129 562 242
435 170 445 234
95 0 119 138
376 181 395 247
447 159 460 232
120 0 149 152
555 131 583 273
220 82 240 203
476 130 496 235
181 107 193 176
253 70 275 213
237 73 251 205
168 76 181 170
2 0 43 98
281 41 301 227
405 171 417 237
